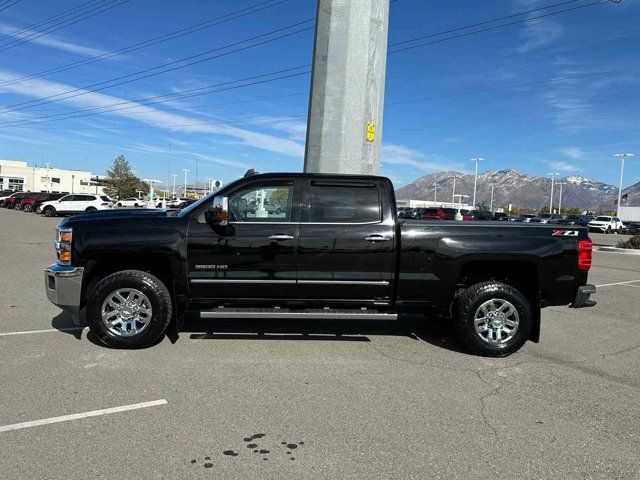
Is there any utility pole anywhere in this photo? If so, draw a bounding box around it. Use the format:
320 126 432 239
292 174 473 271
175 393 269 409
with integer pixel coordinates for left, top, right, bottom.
489 184 495 211
304 0 390 174
470 157 483 208
45 162 51 192
451 175 459 206
548 172 558 213
183 169 190 196
171 174 177 196
433 184 441 203
614 153 634 217
557 182 564 214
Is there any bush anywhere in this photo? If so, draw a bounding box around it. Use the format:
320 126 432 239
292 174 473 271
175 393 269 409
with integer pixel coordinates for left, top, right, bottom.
617 236 640 249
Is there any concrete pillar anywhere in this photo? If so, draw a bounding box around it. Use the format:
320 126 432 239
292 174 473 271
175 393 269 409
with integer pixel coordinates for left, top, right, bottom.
304 0 390 175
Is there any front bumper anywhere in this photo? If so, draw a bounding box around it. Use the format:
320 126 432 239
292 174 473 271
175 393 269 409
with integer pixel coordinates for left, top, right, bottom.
44 264 84 325
572 284 596 308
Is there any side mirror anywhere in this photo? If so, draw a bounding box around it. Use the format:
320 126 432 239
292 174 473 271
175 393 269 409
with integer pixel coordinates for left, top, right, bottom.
205 196 230 226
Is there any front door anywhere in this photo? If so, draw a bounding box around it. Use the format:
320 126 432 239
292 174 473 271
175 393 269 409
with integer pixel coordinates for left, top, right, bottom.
188 179 301 301
296 179 395 305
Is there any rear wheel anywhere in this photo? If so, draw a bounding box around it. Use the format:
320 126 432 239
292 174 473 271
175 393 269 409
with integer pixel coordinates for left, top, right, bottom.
23 204 32 212
134 203 139 208
86 206 97 212
43 206 57 217
454 281 532 357
87 270 172 348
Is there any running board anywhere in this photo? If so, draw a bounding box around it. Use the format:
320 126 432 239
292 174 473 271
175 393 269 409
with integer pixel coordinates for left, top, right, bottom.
199 308 398 321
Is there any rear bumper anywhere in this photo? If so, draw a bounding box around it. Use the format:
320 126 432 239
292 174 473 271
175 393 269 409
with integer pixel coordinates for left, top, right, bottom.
44 264 84 324
571 284 596 308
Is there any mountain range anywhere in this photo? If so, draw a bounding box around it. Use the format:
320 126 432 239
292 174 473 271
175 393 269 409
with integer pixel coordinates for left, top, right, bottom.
395 169 640 211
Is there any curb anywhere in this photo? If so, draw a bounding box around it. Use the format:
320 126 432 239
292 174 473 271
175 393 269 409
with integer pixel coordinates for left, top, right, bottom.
597 246 640 255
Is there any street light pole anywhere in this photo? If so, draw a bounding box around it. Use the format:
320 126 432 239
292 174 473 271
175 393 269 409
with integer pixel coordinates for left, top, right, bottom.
470 157 483 208
558 182 564 214
614 153 634 217
451 176 458 206
433 184 440 203
170 174 177 196
489 184 495 211
548 172 558 213
182 169 190 196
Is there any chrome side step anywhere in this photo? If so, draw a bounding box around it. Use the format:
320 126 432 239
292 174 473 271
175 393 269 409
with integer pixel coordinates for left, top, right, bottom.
199 308 398 321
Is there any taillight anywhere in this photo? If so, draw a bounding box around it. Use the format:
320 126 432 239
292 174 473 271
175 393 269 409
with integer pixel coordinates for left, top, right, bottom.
578 239 592 271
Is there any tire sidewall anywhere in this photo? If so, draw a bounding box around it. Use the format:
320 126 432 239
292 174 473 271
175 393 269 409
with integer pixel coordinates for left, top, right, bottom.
87 271 172 348
458 283 532 356
44 206 56 217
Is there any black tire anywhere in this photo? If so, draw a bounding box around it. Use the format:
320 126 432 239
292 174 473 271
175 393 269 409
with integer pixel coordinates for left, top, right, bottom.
134 203 139 208
85 206 97 212
87 270 172 348
44 206 57 217
454 281 532 357
117 202 122 207
23 204 32 212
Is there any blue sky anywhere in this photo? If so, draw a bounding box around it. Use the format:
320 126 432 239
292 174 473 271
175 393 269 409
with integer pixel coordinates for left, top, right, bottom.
0 0 638 188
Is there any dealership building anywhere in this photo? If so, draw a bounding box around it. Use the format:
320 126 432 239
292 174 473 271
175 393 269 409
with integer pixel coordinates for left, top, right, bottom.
0 159 106 195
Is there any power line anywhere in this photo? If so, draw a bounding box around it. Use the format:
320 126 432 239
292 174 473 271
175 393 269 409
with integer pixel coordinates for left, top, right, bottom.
386 64 640 107
389 0 607 55
0 0 289 88
0 0 22 13
388 28 640 81
0 0 107 41
0 0 130 53
389 0 584 48
0 19 314 114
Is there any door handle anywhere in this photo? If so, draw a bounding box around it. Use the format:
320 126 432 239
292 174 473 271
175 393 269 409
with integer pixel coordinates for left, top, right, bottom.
269 234 295 241
365 234 391 242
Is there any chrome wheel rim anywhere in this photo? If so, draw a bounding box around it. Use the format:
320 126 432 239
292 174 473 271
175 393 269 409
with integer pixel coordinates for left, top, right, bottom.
474 299 519 345
101 288 153 337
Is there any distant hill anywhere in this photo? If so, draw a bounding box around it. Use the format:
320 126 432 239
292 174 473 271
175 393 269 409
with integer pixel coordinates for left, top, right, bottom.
394 169 639 211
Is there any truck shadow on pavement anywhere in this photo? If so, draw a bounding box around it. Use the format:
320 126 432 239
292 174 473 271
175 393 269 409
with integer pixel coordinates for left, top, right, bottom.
183 314 467 354
51 311 85 340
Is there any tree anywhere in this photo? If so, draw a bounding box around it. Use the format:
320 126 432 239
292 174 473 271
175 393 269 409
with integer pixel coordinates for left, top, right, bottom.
567 208 582 215
103 155 148 199
477 200 489 211
268 188 290 206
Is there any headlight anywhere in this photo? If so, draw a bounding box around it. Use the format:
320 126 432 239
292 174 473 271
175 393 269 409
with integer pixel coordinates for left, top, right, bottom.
55 227 72 265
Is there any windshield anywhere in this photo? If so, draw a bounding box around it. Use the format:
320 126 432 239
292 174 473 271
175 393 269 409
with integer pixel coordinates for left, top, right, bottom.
594 216 611 221
539 214 551 218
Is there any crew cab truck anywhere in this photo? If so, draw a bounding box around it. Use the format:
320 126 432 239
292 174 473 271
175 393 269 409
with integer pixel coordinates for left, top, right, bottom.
44 173 596 357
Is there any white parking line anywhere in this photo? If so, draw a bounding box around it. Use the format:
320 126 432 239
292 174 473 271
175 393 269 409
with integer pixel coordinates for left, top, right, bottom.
0 399 168 433
596 280 640 288
0 327 85 337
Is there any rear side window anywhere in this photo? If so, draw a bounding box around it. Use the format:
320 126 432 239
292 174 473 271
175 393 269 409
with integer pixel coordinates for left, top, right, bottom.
100 196 111 202
308 183 380 223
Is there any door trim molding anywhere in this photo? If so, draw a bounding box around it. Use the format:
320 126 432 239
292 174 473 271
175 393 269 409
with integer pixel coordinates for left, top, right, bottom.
190 279 296 284
190 279 389 286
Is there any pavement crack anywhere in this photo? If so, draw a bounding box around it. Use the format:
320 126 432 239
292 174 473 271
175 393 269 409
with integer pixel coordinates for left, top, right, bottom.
601 344 640 360
475 370 506 440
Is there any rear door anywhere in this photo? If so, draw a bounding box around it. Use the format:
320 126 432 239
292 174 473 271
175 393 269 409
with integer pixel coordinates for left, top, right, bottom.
296 179 395 304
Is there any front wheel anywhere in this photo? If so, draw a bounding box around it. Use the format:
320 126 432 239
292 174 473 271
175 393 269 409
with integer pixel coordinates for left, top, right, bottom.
87 270 172 348
454 281 532 357
43 206 57 217
23 204 32 212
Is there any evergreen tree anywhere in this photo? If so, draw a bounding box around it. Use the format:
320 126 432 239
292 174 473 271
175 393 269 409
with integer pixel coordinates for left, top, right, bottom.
103 156 148 199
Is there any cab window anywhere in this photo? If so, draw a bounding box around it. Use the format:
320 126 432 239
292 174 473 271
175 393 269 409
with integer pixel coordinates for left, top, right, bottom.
228 183 293 222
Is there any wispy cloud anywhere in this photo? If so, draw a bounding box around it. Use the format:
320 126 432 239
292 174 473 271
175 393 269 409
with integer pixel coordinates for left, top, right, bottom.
0 23 108 57
546 160 578 172
0 69 305 160
382 144 467 172
561 147 583 160
511 0 564 52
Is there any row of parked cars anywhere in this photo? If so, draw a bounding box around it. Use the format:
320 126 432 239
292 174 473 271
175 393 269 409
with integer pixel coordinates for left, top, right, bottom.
398 206 640 235
0 190 199 216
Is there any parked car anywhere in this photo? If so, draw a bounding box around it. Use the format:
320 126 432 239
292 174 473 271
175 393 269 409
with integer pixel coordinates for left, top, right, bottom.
400 207 428 219
167 197 191 209
469 210 493 221
0 189 14 200
31 193 68 213
116 197 144 208
588 216 624 234
39 194 114 217
43 172 595 357
513 213 536 223
177 198 197 209
2 192 30 209
422 207 472 221
623 223 640 235
14 192 42 210
493 212 508 221
530 213 564 224
557 215 593 227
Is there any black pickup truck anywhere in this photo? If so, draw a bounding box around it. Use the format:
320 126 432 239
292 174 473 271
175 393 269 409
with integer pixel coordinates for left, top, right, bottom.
44 173 596 356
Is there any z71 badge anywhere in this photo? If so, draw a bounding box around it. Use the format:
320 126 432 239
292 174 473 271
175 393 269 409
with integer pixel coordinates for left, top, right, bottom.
552 230 579 237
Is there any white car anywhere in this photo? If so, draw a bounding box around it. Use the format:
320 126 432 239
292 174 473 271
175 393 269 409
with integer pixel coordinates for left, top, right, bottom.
588 215 624 234
167 197 189 208
40 194 114 217
116 197 144 208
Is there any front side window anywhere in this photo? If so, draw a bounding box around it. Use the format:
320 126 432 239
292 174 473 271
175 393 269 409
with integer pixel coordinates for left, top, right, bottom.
228 183 293 222
307 184 380 223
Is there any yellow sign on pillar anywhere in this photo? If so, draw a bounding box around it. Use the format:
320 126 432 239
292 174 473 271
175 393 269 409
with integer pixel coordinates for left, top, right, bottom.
366 123 375 142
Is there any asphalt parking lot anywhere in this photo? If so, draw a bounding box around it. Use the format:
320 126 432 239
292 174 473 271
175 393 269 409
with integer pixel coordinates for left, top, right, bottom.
1 209 639 480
